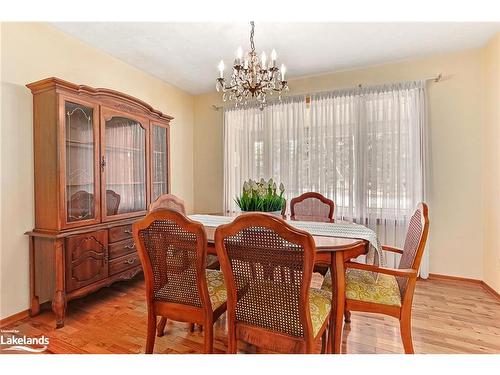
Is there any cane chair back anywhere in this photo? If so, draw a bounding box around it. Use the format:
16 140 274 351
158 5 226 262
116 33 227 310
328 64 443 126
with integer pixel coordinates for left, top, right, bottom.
290 192 334 222
148 194 219 271
68 190 94 221
396 203 429 295
149 193 186 214
215 213 321 349
106 190 121 216
134 211 210 310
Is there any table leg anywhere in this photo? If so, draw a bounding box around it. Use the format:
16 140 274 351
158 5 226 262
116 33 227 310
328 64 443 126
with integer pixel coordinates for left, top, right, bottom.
328 251 345 354
334 251 346 353
327 253 334 353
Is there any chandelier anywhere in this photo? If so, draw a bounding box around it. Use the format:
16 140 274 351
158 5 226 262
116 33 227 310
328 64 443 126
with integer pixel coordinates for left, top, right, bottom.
216 21 289 109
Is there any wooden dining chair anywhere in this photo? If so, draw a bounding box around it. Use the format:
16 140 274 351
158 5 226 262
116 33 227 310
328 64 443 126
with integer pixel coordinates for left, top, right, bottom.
215 213 331 354
321 203 429 353
290 192 334 274
133 210 227 353
67 190 94 221
149 193 186 214
149 193 220 271
106 189 121 216
290 192 335 222
147 193 220 335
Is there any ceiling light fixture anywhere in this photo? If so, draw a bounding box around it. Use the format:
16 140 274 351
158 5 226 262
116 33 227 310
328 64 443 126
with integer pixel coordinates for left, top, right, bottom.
216 21 289 109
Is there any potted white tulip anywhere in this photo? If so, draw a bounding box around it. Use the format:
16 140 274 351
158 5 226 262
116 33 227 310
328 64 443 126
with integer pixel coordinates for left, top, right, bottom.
235 178 286 215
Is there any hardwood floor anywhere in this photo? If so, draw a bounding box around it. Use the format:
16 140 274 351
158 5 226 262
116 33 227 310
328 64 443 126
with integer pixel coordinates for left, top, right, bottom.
3 275 500 354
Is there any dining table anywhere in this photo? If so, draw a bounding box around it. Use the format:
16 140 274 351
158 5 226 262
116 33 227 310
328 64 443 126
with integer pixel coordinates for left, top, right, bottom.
194 213 369 354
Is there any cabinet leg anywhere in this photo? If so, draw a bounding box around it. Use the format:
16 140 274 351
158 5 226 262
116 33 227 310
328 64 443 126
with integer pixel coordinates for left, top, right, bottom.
53 239 66 329
30 296 41 317
29 235 40 317
52 290 67 328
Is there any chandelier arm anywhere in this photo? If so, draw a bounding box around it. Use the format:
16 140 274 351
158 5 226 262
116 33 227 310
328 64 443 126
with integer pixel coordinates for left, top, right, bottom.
221 83 238 91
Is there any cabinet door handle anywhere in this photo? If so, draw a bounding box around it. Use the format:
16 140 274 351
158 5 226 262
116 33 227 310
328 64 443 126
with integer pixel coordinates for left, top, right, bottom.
100 156 106 171
125 243 136 250
124 258 136 265
124 229 133 235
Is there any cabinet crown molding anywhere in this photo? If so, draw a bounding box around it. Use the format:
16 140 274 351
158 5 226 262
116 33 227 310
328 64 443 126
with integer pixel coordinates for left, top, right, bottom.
26 77 174 122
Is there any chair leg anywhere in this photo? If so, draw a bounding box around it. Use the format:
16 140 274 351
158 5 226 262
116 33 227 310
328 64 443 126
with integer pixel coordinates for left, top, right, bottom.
227 328 237 354
157 317 167 337
203 321 214 354
145 310 157 354
321 330 327 354
344 310 351 323
400 314 414 354
189 323 195 332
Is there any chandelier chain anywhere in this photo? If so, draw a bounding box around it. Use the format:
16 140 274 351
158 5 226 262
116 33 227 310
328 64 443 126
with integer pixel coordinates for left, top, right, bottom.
250 21 255 52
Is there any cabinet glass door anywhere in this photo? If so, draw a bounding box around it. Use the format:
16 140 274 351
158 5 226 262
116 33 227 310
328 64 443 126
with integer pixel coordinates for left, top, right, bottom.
151 125 168 201
103 115 147 217
65 101 97 223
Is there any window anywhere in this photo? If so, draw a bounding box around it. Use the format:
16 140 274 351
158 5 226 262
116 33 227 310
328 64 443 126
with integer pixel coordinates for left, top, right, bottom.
223 82 426 237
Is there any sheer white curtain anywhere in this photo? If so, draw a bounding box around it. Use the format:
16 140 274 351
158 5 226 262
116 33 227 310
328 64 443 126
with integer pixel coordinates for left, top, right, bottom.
223 97 306 212
105 118 146 214
223 81 429 276
357 83 428 275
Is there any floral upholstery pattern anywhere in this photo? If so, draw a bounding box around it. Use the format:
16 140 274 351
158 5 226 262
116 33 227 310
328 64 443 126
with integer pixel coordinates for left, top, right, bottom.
206 269 227 310
321 269 401 307
309 288 331 337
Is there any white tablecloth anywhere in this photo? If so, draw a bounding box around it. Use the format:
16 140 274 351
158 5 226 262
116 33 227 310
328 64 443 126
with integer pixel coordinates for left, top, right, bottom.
188 214 384 266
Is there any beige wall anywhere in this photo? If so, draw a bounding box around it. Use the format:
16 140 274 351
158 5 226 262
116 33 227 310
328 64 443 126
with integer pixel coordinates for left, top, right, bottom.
483 34 500 293
0 22 195 319
194 48 487 282
193 94 225 214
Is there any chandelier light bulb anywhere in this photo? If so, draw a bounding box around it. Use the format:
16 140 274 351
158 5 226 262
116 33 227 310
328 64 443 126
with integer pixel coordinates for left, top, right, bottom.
218 60 225 78
236 46 243 60
261 51 267 68
281 64 286 81
271 49 277 64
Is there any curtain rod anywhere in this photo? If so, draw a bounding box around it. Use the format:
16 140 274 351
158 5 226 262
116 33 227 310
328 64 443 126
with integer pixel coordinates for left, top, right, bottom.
211 73 443 111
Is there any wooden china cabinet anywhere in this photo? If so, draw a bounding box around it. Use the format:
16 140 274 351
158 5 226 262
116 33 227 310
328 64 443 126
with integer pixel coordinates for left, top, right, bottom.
25 78 172 328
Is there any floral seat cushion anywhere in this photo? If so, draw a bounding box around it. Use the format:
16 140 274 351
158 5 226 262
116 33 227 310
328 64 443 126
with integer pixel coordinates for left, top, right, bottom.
309 288 331 337
206 269 227 310
321 269 401 307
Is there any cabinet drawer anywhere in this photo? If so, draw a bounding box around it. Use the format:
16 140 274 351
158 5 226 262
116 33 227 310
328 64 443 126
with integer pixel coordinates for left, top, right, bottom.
109 224 133 243
109 252 140 275
109 238 137 259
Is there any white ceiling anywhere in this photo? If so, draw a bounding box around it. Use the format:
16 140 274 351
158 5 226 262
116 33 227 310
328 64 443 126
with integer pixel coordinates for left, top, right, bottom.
51 22 500 95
